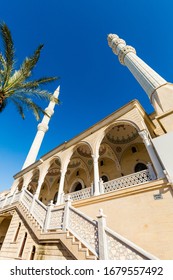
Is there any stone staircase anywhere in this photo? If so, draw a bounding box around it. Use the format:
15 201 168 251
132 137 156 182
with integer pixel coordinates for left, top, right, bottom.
5 201 97 260
0 189 159 260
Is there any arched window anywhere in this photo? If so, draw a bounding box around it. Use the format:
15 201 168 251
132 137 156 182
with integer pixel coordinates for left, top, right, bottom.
134 163 147 172
30 245 36 260
13 222 21 242
53 192 58 204
18 232 27 258
74 183 82 191
101 175 109 182
131 146 137 153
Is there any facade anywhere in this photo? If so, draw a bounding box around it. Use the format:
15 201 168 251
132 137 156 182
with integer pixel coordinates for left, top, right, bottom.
0 34 173 260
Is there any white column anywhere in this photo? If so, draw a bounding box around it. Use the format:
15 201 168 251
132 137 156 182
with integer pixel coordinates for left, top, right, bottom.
23 174 33 190
35 168 48 199
22 86 60 170
56 169 66 205
97 209 108 260
139 130 164 179
92 154 100 195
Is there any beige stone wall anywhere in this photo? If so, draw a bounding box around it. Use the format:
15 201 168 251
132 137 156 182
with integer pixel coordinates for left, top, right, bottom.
0 210 74 260
36 243 74 260
120 143 151 175
99 158 121 180
76 182 173 259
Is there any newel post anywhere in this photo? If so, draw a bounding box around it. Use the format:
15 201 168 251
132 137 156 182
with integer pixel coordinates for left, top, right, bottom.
99 178 104 194
43 200 54 232
62 195 71 231
97 208 108 260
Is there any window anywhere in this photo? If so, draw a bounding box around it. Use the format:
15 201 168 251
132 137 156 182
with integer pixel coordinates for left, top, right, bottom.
101 175 108 182
53 192 58 204
131 146 137 153
18 232 27 258
74 183 82 191
134 163 147 172
30 245 36 260
13 222 21 242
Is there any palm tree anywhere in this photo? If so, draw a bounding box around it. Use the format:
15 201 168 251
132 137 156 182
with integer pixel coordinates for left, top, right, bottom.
0 22 59 120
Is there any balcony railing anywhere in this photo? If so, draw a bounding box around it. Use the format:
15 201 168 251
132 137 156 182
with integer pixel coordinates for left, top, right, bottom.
0 168 156 209
63 186 93 202
102 169 153 194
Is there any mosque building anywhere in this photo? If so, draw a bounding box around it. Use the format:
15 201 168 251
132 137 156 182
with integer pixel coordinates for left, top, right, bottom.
0 34 173 260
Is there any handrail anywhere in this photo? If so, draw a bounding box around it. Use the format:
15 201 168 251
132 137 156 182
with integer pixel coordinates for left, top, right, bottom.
103 169 152 193
67 205 99 256
105 226 158 260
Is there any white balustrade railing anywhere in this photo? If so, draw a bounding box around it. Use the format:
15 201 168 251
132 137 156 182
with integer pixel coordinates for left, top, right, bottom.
64 187 92 202
48 207 64 230
22 189 33 210
4 194 13 206
103 169 152 194
32 198 47 228
12 191 22 204
67 206 99 256
105 227 158 260
0 197 6 208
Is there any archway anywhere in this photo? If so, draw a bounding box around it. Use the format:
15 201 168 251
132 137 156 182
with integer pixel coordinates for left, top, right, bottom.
65 143 92 194
39 158 61 205
0 215 12 250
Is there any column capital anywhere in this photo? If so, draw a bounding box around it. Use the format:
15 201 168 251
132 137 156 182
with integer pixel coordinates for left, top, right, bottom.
139 130 151 145
91 153 99 161
60 169 66 178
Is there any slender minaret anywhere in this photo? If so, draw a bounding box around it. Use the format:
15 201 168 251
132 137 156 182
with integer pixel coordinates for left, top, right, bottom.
22 86 60 170
107 34 173 118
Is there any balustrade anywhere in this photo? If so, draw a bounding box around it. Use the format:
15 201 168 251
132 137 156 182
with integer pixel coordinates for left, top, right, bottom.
48 207 64 230
12 191 22 204
0 198 5 208
32 198 47 227
64 187 92 202
103 169 152 193
68 206 99 256
22 189 33 210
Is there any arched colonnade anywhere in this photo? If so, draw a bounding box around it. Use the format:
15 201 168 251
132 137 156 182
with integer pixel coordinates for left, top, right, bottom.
14 121 164 205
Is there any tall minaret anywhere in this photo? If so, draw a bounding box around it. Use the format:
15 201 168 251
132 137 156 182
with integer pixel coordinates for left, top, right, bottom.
107 34 173 131
22 86 60 170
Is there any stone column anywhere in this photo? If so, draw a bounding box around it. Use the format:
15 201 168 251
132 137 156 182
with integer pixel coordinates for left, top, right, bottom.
23 174 33 190
92 153 100 195
139 130 164 178
56 169 66 205
34 167 49 199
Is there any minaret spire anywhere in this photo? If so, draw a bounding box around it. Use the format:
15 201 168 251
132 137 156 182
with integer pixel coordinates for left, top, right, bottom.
22 86 60 170
107 34 173 117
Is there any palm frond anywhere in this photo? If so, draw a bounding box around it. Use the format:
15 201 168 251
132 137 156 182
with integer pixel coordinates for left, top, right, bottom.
10 95 46 120
4 44 44 92
6 88 59 104
21 76 58 89
0 23 15 86
0 99 7 112
11 98 25 119
0 22 59 120
0 53 7 84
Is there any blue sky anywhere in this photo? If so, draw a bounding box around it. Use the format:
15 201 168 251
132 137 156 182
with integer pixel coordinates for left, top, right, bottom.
0 0 173 192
